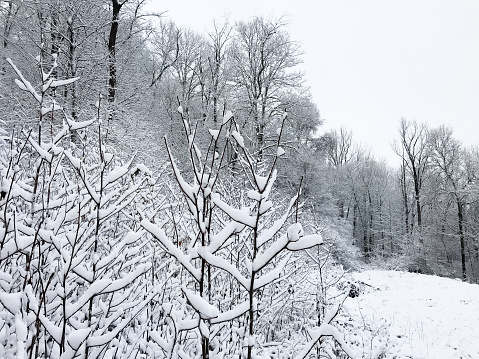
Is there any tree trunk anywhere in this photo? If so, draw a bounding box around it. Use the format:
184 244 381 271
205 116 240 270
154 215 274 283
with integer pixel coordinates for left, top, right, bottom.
352 204 357 239
338 200 344 218
67 15 78 120
108 0 123 123
368 192 374 253
3 0 14 49
415 191 422 228
457 199 467 280
400 162 410 235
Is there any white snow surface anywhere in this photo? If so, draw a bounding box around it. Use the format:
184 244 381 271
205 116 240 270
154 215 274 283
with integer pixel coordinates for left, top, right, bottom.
343 270 479 359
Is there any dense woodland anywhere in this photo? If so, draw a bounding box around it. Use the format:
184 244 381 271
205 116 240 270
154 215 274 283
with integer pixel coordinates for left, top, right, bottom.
1 1 479 358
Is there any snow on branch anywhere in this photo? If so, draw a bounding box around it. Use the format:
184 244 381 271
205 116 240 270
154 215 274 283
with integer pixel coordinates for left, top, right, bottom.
211 299 257 324
253 232 289 272
141 219 201 281
204 221 245 255
66 117 96 130
197 247 249 290
7 58 42 103
294 295 356 359
49 77 80 88
211 193 256 227
258 194 298 247
254 254 291 290
23 130 52 162
182 286 219 320
287 233 323 251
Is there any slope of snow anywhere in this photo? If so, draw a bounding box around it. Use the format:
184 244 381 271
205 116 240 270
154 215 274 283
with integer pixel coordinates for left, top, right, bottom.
342 270 479 359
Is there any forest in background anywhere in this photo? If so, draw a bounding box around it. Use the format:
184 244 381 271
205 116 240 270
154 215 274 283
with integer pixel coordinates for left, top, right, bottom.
1 1 479 358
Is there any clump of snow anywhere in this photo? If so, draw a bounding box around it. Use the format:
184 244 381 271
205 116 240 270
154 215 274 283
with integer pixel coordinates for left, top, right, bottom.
13 79 27 91
287 233 323 251
208 129 219 140
211 299 255 324
211 193 256 228
199 321 210 338
67 117 96 130
49 76 80 88
67 328 91 350
103 153 113 163
247 190 262 201
222 110 233 124
254 174 268 192
287 223 303 242
182 286 219 320
104 165 128 185
231 130 244 148
0 292 22 314
259 200 272 215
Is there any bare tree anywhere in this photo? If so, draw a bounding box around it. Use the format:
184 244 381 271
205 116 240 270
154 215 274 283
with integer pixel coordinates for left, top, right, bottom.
149 20 180 87
0 0 20 49
230 16 303 158
428 126 470 280
107 0 157 122
205 19 232 124
107 0 125 122
393 118 429 229
322 126 354 168
316 127 355 219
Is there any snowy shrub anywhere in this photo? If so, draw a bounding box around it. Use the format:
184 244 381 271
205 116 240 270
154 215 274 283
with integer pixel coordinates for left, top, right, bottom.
0 56 157 358
140 107 354 359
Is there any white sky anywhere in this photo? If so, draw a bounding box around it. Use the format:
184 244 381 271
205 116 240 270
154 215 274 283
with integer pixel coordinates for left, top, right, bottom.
149 0 479 166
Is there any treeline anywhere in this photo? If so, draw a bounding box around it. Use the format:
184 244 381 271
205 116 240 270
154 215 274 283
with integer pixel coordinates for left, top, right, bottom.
2 0 479 279
1 0 478 280
319 120 479 280
1 0 479 357
0 0 319 167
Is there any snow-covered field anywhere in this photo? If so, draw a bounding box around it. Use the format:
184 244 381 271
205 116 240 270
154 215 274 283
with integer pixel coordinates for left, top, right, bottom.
342 270 479 359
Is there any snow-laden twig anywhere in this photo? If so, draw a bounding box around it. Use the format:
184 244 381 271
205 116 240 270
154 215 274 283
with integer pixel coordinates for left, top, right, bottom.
295 294 355 359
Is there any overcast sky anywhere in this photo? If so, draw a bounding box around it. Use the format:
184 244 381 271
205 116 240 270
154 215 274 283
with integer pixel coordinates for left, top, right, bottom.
149 0 479 166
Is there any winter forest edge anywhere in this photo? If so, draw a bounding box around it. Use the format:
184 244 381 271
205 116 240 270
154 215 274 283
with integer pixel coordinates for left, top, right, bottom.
1 1 478 358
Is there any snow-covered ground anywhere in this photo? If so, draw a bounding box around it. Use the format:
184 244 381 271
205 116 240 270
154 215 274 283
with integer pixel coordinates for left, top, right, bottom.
342 270 479 359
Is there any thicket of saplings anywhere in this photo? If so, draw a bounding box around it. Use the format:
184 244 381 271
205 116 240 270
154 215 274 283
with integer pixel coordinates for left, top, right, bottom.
0 56 356 358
